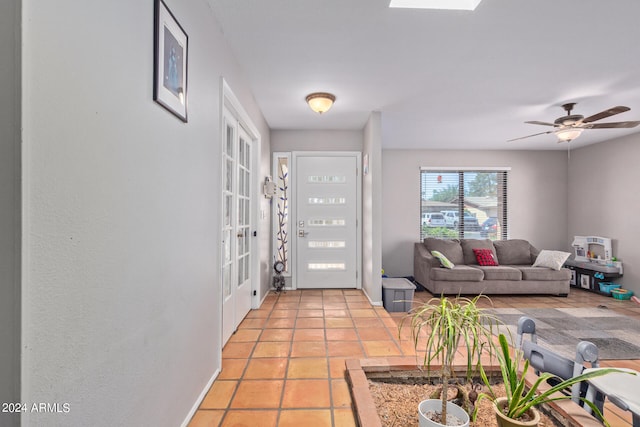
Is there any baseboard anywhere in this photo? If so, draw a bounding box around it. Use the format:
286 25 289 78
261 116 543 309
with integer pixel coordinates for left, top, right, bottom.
180 368 220 427
362 288 383 306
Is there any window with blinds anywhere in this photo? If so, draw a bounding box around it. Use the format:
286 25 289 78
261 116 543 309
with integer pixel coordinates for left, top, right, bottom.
419 168 508 241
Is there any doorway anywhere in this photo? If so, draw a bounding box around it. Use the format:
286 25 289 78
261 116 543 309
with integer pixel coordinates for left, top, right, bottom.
221 106 255 345
293 153 361 289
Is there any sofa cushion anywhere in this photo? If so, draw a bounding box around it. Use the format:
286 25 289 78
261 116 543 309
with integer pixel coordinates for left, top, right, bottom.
532 250 571 271
430 265 484 282
424 238 464 265
517 266 571 281
460 239 497 265
493 239 533 265
475 266 522 281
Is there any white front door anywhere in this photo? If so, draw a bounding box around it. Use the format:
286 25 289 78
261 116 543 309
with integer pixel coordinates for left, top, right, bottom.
295 154 360 289
222 112 253 345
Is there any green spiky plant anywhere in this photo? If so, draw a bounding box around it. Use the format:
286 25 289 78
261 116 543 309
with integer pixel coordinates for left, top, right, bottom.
475 333 631 427
400 295 501 424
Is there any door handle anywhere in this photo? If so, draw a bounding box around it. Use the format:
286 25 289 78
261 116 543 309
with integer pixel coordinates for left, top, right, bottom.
298 230 308 237
237 232 244 238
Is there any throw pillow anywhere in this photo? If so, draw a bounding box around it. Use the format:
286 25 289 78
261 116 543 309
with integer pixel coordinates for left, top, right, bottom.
473 248 499 266
431 250 455 269
532 250 571 271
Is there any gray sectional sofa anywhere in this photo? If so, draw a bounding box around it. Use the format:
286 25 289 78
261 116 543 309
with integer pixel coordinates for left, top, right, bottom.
414 238 570 296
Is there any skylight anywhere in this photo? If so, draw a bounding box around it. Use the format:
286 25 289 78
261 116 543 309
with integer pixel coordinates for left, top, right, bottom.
389 0 482 10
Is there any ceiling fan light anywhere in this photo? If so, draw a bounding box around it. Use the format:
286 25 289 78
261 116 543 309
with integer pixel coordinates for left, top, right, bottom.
306 92 335 114
556 128 583 142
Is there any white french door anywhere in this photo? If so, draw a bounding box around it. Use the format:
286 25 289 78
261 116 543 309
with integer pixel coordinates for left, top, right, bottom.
222 111 253 345
295 154 360 289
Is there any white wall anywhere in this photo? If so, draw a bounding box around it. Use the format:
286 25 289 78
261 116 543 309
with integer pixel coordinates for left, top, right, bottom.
568 134 640 294
362 113 383 304
271 129 363 152
0 1 21 426
21 1 269 426
382 150 569 277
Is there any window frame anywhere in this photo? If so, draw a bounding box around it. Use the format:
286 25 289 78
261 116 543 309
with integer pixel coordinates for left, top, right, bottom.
419 167 509 241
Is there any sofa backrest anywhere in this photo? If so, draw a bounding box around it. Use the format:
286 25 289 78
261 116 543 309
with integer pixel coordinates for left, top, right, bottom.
423 238 464 265
493 239 534 265
423 238 535 266
460 239 498 265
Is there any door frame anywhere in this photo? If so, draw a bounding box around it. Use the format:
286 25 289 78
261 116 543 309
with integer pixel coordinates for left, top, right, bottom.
289 151 362 290
220 79 261 347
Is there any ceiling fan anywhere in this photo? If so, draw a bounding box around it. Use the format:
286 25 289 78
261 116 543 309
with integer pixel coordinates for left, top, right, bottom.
508 103 640 143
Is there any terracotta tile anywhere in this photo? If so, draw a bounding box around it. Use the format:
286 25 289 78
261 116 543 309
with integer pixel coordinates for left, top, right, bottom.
278 409 332 427
228 329 262 343
333 408 358 427
271 309 298 318
259 328 293 342
362 340 403 357
291 341 327 357
353 317 383 328
200 380 238 409
244 358 288 379
265 318 296 329
323 290 345 296
347 302 373 309
188 410 225 427
252 342 291 358
218 358 248 380
274 302 300 310
221 410 278 427
295 318 325 329
297 309 325 318
323 302 348 310
293 329 325 341
287 357 328 379
237 318 267 329
358 327 392 341
329 358 347 379
245 309 271 319
324 309 350 318
331 379 353 407
349 309 377 318
281 379 331 408
325 328 359 341
299 301 324 309
222 342 255 359
230 380 284 408
327 341 364 358
325 318 354 328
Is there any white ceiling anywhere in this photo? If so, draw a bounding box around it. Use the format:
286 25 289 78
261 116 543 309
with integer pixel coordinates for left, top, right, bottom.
207 0 640 150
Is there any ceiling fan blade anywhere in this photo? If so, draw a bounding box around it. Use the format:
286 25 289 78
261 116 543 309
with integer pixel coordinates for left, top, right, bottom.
507 130 554 142
525 120 556 127
587 121 640 129
582 106 630 123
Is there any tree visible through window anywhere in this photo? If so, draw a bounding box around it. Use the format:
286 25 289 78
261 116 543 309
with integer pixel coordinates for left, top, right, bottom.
420 169 508 241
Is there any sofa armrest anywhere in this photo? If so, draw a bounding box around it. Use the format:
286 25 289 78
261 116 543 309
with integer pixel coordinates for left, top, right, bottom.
414 242 440 287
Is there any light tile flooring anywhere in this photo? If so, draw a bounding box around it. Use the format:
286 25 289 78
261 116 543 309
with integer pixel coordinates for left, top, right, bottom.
188 288 640 427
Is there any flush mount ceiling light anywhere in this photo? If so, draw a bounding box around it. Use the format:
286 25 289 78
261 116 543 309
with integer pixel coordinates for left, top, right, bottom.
306 92 336 114
389 0 482 10
555 128 584 143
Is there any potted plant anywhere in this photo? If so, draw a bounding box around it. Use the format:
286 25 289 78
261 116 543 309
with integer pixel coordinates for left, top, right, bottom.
401 295 501 427
476 333 628 427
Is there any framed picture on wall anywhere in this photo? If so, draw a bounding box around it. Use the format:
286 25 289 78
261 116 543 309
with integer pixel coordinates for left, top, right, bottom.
154 0 188 122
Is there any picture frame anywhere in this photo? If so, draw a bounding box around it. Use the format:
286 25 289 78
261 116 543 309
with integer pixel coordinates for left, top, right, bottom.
154 0 188 122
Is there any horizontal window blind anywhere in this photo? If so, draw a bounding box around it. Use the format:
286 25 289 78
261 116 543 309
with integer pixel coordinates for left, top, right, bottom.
420 169 508 241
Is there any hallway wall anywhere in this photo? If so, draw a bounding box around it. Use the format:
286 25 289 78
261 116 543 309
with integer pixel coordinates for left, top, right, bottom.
21 1 269 426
